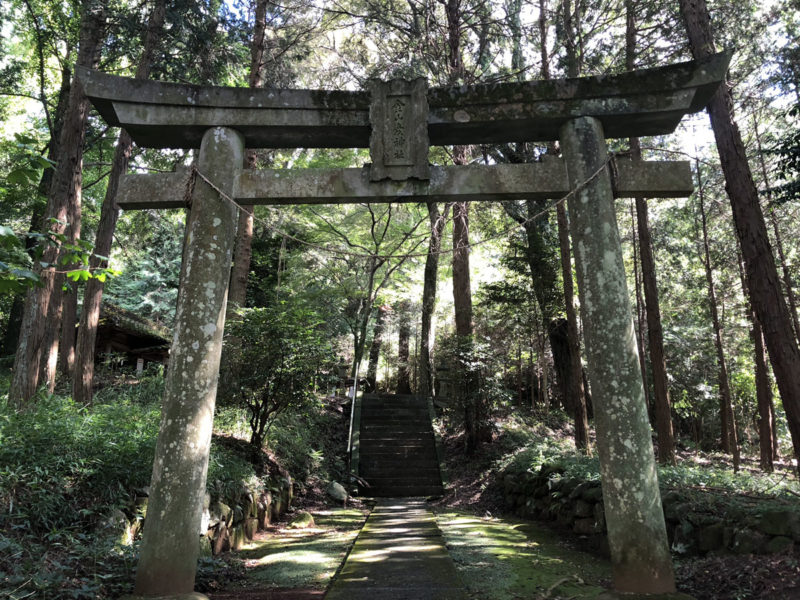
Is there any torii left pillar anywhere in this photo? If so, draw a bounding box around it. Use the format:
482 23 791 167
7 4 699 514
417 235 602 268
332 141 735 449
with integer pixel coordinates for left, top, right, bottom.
125 127 243 599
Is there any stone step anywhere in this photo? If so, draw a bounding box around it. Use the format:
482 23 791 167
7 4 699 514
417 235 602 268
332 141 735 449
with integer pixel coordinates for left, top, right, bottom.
361 419 433 431
360 406 430 415
360 453 437 463
360 415 431 424
360 474 442 487
360 436 433 444
360 465 441 477
360 444 436 455
360 457 440 470
359 484 444 497
361 398 428 408
362 477 444 491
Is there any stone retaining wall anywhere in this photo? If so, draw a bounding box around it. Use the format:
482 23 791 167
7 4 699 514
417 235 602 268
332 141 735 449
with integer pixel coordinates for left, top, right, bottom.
503 464 799 557
104 474 294 556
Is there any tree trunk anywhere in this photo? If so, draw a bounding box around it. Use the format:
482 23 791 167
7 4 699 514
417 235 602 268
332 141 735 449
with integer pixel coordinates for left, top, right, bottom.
452 194 480 452
680 0 800 470
1 63 69 358
419 202 449 396
736 250 775 471
397 301 412 394
626 0 675 464
228 0 269 310
452 200 472 339
770 211 800 344
366 305 388 392
629 200 652 422
73 0 165 404
556 202 590 451
9 2 105 406
58 191 82 379
697 170 740 470
634 187 675 464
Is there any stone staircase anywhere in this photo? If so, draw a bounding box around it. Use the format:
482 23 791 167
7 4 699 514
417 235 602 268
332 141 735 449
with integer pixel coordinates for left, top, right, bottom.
357 394 444 497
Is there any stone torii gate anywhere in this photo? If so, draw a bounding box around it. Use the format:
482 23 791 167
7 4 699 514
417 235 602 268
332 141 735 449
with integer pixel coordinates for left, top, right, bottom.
79 51 729 599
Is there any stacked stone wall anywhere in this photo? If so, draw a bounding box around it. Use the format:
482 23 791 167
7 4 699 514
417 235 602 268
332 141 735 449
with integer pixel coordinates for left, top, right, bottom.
503 464 799 557
102 474 294 556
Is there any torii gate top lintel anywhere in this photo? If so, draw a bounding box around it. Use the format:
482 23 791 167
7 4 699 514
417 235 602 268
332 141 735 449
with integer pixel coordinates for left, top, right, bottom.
77 50 730 152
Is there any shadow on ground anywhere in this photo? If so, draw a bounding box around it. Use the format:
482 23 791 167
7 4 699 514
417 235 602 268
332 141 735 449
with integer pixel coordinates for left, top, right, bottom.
435 510 612 599
210 508 368 600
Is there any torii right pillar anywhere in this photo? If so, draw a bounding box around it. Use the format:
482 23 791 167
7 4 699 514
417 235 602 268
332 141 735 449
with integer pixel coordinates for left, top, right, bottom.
560 116 675 594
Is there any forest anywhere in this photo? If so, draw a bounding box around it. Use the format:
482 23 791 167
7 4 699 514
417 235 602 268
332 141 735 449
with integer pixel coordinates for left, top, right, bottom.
1 0 800 599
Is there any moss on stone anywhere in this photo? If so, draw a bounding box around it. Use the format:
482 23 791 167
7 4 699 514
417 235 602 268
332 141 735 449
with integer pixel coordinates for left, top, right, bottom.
435 510 610 599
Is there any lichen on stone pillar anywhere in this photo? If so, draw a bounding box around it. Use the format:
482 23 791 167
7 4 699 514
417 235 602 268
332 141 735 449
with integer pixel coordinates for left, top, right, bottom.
559 116 675 594
130 127 243 598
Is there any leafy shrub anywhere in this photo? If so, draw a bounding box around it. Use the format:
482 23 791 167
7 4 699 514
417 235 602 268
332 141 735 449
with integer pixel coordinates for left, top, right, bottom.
224 301 335 449
0 393 160 535
0 383 262 599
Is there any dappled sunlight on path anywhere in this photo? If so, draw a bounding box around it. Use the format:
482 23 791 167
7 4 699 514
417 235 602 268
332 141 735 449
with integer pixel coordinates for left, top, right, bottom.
209 508 367 600
326 499 467 600
435 511 611 599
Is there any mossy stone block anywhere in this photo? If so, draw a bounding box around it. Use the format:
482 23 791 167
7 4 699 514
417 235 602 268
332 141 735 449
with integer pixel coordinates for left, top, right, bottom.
764 535 795 554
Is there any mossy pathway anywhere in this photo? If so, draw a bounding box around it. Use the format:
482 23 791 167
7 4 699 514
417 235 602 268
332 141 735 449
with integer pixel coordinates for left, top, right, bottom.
209 508 368 599
435 510 611 599
211 502 614 600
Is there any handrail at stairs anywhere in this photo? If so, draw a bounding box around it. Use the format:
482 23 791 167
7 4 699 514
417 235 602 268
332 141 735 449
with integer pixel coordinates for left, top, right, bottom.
346 365 361 489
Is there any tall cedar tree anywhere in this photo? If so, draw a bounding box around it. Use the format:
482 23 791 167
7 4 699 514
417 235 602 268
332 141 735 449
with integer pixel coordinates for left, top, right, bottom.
9 1 105 406
419 202 449 396
697 165 740 470
626 0 676 464
73 0 166 404
228 0 270 310
680 0 800 467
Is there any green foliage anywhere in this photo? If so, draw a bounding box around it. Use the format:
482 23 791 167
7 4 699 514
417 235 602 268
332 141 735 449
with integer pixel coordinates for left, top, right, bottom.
0 393 159 535
772 106 800 204
0 379 262 599
225 301 335 448
497 413 800 500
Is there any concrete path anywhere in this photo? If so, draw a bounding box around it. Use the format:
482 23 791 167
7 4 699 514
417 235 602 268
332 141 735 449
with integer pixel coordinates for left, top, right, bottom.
325 499 467 600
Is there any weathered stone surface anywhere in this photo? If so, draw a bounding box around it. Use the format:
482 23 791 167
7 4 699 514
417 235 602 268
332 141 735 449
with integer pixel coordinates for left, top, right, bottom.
132 127 242 597
327 481 348 503
576 500 594 518
732 529 767 554
244 517 258 540
212 522 230 555
209 501 232 528
230 524 246 551
78 51 730 149
756 509 800 538
99 508 132 546
764 536 795 554
594 502 606 531
368 78 429 181
325 499 466 600
198 535 212 557
574 517 598 535
288 511 316 529
116 160 692 210
582 485 604 503
561 115 674 594
697 522 726 552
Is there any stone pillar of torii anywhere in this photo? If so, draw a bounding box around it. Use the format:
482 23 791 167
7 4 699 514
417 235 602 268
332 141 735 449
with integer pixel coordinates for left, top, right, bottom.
79 50 730 599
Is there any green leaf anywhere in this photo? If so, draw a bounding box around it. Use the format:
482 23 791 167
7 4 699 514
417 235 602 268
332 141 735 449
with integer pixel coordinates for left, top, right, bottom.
6 168 38 185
